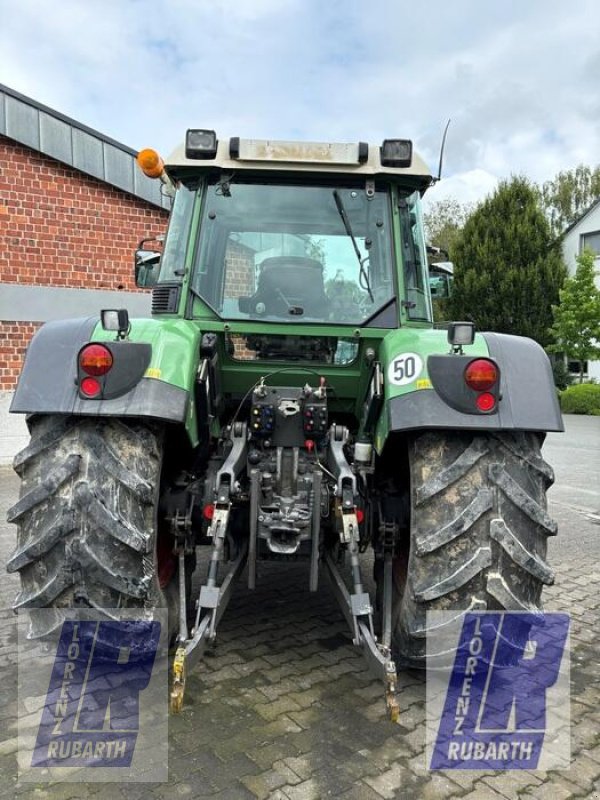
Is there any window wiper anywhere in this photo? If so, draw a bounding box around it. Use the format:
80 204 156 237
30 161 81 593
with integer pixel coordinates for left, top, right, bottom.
333 190 374 303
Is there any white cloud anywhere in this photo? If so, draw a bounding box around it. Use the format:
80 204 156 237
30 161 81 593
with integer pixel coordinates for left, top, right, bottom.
0 0 598 205
424 169 499 208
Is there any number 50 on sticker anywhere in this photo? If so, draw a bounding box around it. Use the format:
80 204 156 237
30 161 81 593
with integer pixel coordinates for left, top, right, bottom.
387 352 424 386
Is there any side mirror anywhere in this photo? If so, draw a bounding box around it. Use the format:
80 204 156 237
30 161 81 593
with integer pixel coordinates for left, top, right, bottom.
135 250 161 288
428 261 454 299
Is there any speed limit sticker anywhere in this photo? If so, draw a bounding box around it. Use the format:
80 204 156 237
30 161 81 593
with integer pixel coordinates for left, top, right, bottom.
387 352 424 386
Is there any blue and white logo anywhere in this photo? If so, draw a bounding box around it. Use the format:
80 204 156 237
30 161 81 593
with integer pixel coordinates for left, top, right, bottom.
427 611 570 770
18 611 167 782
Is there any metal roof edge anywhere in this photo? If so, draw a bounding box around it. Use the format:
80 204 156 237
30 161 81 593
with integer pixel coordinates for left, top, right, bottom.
0 83 170 211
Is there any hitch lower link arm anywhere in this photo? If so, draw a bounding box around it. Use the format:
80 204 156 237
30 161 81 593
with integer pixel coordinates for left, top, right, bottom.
325 496 399 722
170 425 249 713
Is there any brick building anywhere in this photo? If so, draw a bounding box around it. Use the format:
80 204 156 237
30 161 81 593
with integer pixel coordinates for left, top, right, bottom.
0 84 170 462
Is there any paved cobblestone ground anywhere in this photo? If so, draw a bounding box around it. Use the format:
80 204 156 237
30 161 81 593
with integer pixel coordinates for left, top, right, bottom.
0 417 598 799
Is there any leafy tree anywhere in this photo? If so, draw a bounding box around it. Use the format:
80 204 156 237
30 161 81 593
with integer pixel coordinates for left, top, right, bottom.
549 249 600 383
424 197 473 254
540 164 600 236
447 177 566 348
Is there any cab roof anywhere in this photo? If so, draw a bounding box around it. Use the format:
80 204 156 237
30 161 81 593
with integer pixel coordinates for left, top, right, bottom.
165 136 433 188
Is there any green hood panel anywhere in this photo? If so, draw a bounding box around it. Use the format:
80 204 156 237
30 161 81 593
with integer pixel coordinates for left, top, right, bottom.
91 318 201 392
379 328 489 399
374 328 489 452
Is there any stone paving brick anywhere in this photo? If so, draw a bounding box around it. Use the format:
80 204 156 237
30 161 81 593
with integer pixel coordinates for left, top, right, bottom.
436 769 496 791
519 776 586 799
335 754 379 785
259 679 303 701
246 737 307 772
353 683 386 701
572 713 600 751
212 753 259 786
294 668 331 690
212 786 257 800
281 755 314 782
336 782 387 800
460 781 514 800
242 762 303 799
287 706 328 730
280 777 322 800
255 697 303 722
585 742 600 764
357 739 414 771
286 688 324 710
233 657 274 678
363 764 405 798
480 770 544 797
559 753 600 793
401 723 427 756
412 773 463 799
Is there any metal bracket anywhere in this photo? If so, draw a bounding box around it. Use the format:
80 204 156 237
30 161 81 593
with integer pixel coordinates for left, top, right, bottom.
207 502 230 540
170 646 186 713
341 508 359 545
216 421 248 490
327 425 356 497
339 485 358 545
350 592 372 616
198 585 220 609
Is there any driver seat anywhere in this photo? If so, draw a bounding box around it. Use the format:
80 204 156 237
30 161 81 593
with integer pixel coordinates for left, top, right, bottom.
246 256 329 317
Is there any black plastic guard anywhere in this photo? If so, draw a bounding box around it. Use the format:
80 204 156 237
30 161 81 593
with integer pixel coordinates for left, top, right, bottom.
388 332 564 433
10 317 188 423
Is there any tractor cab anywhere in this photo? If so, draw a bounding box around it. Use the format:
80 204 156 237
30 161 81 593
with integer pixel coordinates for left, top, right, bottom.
136 133 435 333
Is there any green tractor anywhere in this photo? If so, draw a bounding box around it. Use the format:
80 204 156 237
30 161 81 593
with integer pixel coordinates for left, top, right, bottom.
7 132 562 718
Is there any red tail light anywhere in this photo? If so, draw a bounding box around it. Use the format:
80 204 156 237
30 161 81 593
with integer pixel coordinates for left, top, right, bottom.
464 359 498 391
476 392 496 412
80 377 102 398
79 344 113 376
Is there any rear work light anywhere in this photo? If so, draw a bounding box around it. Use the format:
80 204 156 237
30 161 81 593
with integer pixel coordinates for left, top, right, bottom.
185 129 218 159
79 344 113 376
380 139 413 167
464 358 498 392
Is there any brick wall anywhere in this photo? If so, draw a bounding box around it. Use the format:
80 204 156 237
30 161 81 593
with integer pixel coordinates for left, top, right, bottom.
223 241 256 359
224 240 255 299
0 322 41 389
0 135 169 389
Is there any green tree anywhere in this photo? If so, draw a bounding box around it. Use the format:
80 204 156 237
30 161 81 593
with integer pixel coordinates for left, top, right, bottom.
549 249 600 383
540 164 600 236
447 176 566 348
424 197 473 254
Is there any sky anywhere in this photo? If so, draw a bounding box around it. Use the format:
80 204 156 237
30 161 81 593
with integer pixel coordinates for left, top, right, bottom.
1 0 599 208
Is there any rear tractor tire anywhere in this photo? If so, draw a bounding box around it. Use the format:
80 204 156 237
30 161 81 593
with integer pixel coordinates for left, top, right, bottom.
392 430 557 667
7 416 179 639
